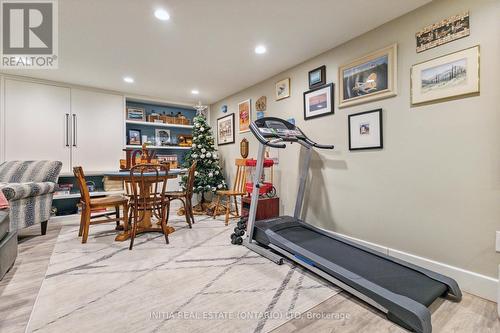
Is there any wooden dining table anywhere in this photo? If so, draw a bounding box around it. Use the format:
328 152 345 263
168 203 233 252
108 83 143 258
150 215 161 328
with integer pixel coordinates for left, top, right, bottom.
104 169 187 242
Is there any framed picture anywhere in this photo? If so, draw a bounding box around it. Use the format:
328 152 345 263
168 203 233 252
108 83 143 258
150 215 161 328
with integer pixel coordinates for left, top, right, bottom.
303 83 334 120
238 99 251 133
339 44 397 108
411 45 479 106
308 65 326 89
155 129 171 146
126 107 146 121
275 78 290 100
416 12 470 53
348 109 383 150
128 129 141 145
217 113 235 145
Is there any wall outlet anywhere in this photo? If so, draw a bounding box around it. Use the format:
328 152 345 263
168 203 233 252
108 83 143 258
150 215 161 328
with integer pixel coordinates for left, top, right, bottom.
496 231 500 252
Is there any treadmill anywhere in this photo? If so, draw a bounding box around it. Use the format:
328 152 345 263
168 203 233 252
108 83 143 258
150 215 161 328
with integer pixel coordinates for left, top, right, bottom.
244 117 461 333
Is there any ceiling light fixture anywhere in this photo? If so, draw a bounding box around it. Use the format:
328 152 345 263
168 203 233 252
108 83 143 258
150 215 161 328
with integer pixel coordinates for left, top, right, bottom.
254 45 267 54
154 9 170 21
191 90 200 95
123 76 135 83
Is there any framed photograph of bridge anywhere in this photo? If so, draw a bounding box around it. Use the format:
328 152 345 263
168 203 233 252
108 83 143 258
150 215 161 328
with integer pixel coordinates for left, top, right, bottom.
411 45 479 106
339 44 397 108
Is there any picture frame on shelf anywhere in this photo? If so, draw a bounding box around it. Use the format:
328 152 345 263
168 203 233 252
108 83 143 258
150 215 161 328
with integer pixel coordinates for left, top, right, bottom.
128 129 142 145
411 45 479 106
275 78 290 100
308 65 326 89
416 12 470 53
339 44 397 108
217 113 235 145
303 83 334 120
126 107 146 121
155 129 171 146
348 109 383 151
238 99 251 133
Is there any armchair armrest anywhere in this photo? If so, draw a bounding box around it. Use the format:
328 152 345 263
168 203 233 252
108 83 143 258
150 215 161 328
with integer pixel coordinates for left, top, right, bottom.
0 182 56 201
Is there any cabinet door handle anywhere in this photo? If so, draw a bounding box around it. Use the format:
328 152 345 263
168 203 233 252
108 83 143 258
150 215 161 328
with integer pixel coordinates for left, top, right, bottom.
72 114 77 147
65 113 70 147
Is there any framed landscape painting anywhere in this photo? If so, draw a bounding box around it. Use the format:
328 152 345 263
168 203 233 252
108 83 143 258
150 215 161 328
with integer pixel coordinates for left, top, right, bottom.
303 83 334 120
339 44 397 108
411 45 479 106
217 113 235 145
238 99 251 133
348 109 383 151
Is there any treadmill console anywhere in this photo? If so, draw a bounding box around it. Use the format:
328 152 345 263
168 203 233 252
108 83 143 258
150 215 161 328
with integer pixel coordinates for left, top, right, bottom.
250 116 334 150
253 117 305 141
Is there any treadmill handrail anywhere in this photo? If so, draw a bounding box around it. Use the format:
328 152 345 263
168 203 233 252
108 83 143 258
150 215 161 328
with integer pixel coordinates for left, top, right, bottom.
296 126 334 150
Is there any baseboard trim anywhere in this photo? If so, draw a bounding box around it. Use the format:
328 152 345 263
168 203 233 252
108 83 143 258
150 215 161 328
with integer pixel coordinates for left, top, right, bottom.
317 226 498 303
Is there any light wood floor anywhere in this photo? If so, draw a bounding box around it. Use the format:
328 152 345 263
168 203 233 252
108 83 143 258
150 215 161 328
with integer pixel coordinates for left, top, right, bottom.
0 222 62 333
1 220 499 333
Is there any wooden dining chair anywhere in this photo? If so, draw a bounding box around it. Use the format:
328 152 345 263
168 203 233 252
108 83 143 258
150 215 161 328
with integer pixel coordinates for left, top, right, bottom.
212 159 247 225
73 166 129 244
165 161 197 228
128 163 170 250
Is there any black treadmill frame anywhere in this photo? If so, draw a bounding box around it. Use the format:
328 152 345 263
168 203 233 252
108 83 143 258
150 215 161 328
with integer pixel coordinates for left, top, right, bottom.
243 117 462 333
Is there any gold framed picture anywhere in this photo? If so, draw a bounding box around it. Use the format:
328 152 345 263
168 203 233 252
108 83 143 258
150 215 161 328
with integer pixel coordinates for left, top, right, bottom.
275 78 290 100
338 44 398 108
411 45 479 106
238 99 251 133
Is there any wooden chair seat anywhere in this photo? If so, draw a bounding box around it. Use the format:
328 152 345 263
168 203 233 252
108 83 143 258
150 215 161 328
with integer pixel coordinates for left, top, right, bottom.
89 195 128 208
165 191 186 198
216 190 246 196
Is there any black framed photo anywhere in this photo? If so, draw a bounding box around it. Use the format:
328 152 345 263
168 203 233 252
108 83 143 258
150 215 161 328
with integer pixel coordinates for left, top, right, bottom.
128 129 142 145
348 109 383 150
308 65 326 89
217 113 235 145
303 83 334 120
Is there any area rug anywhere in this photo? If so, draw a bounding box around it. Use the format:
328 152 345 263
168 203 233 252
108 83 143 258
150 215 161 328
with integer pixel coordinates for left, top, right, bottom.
27 214 340 333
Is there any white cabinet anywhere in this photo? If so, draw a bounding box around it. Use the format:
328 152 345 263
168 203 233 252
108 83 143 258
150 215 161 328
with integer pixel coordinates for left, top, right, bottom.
4 79 72 169
3 79 124 173
71 89 124 172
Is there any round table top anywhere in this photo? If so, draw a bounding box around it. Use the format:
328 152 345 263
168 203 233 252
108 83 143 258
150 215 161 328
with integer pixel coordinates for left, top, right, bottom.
104 168 186 179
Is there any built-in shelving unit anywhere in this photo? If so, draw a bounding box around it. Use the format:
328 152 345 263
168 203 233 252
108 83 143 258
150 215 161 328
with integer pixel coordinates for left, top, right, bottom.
125 145 191 150
125 120 194 129
125 99 196 166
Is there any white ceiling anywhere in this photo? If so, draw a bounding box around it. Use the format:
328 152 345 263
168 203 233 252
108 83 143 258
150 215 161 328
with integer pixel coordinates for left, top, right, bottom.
1 0 430 104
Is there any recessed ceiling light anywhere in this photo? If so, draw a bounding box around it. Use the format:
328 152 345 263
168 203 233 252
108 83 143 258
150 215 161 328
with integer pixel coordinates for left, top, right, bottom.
254 45 267 54
154 9 170 21
191 90 199 95
123 76 134 83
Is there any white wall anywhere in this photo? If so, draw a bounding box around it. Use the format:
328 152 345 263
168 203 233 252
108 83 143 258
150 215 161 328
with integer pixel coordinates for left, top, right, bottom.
210 0 500 293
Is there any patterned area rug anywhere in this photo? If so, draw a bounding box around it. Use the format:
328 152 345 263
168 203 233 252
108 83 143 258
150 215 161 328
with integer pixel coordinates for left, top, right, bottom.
27 215 340 333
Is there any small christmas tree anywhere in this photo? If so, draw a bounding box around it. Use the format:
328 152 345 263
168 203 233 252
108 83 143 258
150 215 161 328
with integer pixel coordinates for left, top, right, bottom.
180 114 227 211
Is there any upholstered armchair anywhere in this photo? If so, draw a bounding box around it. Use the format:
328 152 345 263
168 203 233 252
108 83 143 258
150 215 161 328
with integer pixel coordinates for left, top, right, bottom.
0 161 62 234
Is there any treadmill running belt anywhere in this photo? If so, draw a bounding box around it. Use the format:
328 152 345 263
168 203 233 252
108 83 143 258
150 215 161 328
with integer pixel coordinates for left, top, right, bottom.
278 226 447 307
